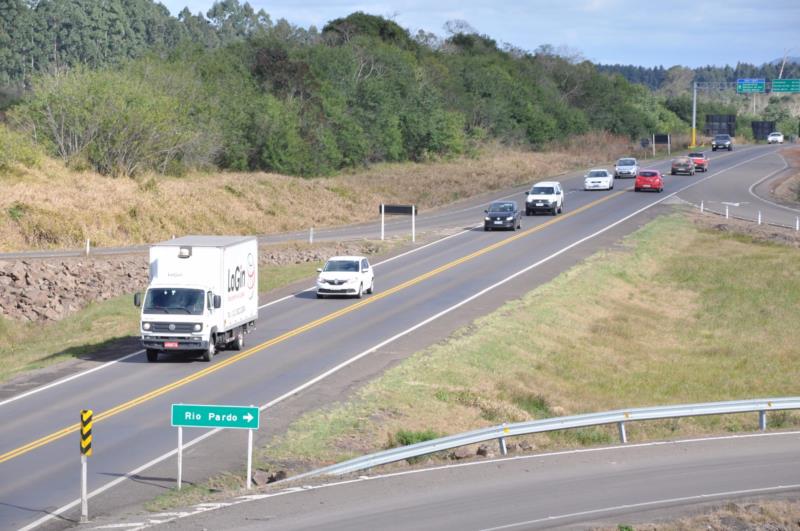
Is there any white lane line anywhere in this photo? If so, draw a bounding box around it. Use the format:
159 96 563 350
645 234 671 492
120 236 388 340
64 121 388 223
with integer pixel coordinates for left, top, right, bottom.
747 152 800 213
0 350 144 408
2 225 478 408
92 431 800 530
18 148 777 530
480 483 800 530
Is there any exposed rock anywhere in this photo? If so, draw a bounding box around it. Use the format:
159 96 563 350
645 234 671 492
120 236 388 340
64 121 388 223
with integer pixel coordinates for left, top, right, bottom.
450 447 473 460
0 240 383 323
267 470 287 483
517 441 535 452
251 470 271 487
476 444 494 458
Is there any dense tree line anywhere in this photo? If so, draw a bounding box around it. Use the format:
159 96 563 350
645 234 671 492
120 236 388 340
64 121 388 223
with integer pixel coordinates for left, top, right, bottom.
3 2 688 177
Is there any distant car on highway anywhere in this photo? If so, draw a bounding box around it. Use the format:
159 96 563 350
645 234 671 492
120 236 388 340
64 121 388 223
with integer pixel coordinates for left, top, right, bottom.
711 134 733 151
484 201 522 231
670 156 695 175
525 181 564 216
584 168 614 190
767 132 784 144
614 157 639 178
634 169 663 192
688 152 709 172
316 256 374 299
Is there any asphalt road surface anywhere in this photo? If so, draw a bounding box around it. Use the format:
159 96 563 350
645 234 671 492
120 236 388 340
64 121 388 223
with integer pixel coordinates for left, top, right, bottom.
130 431 800 530
0 144 793 530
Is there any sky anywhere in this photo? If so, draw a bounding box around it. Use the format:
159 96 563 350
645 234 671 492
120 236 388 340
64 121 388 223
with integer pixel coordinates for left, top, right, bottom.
158 0 800 68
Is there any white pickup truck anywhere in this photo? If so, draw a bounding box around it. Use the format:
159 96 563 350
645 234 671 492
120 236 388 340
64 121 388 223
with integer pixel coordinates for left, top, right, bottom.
134 236 258 362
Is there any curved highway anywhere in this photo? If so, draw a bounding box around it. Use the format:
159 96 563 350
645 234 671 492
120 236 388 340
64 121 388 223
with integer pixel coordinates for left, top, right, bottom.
138 431 800 530
0 144 793 530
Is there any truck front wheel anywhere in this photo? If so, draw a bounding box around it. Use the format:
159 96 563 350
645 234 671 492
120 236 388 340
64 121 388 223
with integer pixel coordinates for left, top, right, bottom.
203 337 216 362
146 349 159 363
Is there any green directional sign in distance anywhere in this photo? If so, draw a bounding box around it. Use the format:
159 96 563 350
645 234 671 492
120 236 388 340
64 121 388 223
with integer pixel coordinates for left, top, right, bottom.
171 404 260 430
771 79 800 93
736 78 765 94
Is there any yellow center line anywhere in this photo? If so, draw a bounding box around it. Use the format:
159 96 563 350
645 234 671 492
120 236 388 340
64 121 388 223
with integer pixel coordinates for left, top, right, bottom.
0 189 626 465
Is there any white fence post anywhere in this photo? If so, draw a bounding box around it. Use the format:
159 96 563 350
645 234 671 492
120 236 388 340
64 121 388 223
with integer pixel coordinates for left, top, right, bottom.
725 205 729 219
411 206 416 243
700 201 704 213
309 227 314 244
85 239 90 256
758 211 762 225
796 217 799 232
381 204 385 241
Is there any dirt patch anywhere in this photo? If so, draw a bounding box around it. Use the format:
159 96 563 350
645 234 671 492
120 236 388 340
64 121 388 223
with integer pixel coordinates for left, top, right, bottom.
595 497 800 530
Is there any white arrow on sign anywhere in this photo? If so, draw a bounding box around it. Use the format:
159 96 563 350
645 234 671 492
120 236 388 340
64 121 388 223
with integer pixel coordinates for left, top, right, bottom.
243 413 254 423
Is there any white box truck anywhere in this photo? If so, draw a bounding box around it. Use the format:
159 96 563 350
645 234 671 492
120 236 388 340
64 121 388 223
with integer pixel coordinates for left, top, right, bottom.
134 236 258 362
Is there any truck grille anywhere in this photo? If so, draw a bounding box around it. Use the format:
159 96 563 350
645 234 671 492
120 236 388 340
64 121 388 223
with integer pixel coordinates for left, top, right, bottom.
149 322 198 333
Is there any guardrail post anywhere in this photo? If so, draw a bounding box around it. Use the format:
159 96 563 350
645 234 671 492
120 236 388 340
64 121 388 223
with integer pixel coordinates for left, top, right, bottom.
618 421 627 444
759 410 767 431
498 436 508 456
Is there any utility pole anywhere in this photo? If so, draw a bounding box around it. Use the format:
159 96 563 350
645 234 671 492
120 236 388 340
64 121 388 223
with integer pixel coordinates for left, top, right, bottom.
691 81 697 147
778 48 792 79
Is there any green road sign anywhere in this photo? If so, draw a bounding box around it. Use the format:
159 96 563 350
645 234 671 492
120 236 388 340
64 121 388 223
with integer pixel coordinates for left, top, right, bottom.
171 403 260 430
736 78 765 94
771 79 800 93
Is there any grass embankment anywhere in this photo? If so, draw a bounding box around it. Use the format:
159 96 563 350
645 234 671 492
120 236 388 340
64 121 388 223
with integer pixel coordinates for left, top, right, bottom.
0 134 642 251
254 213 800 472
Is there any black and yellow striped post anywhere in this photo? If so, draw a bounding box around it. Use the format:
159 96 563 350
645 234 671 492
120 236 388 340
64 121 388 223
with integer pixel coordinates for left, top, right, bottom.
80 410 93 457
80 409 92 522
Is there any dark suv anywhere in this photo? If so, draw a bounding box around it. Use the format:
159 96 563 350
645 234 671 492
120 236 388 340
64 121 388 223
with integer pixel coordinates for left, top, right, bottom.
711 134 733 151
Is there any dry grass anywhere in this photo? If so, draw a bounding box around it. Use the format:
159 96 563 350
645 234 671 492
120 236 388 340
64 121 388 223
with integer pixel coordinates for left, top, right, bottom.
0 135 643 251
771 145 800 204
255 212 800 471
597 498 800 530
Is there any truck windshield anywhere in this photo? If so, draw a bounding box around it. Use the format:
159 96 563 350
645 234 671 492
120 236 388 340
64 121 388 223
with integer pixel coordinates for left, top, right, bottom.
143 288 205 315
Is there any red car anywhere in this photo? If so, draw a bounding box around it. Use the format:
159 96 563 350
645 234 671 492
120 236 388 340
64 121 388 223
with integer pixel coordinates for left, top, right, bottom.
635 169 663 192
688 152 709 172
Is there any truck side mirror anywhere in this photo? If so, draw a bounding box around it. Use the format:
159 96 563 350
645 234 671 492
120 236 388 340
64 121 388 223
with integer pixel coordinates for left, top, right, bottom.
133 293 141 307
213 295 222 309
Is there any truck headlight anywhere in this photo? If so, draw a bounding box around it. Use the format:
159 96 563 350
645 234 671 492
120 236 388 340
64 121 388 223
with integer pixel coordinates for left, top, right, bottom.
142 322 150 330
194 323 202 332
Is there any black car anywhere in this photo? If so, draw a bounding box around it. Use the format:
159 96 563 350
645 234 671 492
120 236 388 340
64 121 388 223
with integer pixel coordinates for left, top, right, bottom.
711 134 733 151
484 201 522 231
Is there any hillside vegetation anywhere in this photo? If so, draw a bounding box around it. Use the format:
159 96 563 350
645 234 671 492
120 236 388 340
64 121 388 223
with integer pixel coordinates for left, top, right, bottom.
2 1 685 178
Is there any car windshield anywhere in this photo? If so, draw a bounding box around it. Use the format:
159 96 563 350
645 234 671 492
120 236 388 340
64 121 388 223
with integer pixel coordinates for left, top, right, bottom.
617 159 635 166
588 171 607 177
489 202 515 212
324 260 359 272
640 171 658 177
715 135 730 140
531 186 554 195
688 152 703 158
143 288 204 315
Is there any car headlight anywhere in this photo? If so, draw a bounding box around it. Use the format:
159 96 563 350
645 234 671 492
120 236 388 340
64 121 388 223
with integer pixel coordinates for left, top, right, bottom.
484 216 491 220
142 322 150 330
506 216 514 221
194 323 202 332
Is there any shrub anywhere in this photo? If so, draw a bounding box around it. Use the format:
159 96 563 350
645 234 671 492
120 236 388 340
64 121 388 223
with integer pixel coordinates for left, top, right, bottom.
0 123 42 172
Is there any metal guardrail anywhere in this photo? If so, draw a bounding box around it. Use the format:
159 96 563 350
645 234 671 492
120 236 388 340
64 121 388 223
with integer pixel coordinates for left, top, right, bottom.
294 397 800 480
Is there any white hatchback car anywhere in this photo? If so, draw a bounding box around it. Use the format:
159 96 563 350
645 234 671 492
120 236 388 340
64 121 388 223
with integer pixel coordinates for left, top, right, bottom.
316 255 374 299
767 132 784 144
584 168 614 191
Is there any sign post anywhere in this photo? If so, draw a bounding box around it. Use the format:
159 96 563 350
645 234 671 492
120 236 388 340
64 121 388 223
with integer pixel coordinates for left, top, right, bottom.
378 204 417 243
171 404 260 490
79 409 93 523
